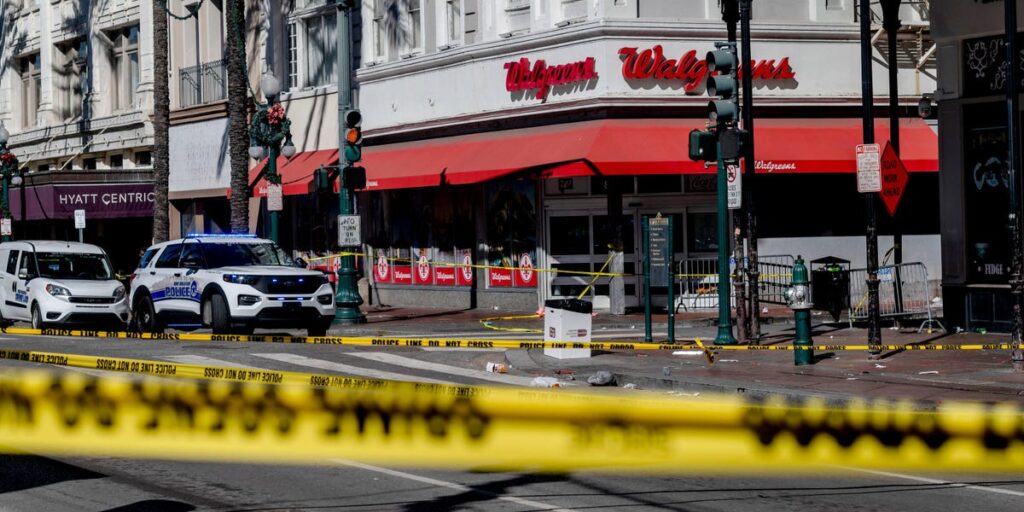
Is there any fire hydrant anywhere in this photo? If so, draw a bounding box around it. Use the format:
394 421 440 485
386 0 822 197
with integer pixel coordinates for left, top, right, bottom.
784 255 814 365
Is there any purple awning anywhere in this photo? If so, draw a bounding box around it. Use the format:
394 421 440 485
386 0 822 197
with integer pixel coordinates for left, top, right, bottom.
10 183 155 221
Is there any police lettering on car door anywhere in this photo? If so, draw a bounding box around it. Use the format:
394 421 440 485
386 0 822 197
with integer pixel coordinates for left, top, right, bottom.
152 279 201 302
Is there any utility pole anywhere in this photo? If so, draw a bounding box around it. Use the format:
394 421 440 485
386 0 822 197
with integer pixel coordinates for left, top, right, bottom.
860 0 882 354
739 0 760 343
335 0 367 325
881 0 904 317
1004 0 1024 370
721 0 748 343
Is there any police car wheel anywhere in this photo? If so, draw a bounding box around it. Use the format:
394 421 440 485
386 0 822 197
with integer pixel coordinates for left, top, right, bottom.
134 295 163 334
208 294 232 334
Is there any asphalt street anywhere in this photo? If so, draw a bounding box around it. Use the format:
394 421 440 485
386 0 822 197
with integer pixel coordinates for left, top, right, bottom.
1 331 1022 511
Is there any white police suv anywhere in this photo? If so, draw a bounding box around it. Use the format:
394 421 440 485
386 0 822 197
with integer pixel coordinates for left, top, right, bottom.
129 235 336 336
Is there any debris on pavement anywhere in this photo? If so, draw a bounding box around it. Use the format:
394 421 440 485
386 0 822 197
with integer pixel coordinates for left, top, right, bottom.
530 377 562 388
486 362 508 373
587 371 616 386
718 359 739 363
553 369 576 376
672 350 705 356
918 370 939 375
662 366 672 377
874 363 887 369
623 383 639 390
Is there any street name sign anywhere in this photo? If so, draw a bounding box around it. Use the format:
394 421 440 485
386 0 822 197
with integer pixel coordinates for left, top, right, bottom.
337 214 361 247
879 141 909 217
856 143 881 193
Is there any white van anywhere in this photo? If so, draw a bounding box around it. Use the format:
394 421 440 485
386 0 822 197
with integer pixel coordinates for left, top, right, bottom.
0 241 129 329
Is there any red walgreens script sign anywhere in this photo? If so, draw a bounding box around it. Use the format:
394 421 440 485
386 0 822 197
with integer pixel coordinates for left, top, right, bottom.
504 57 597 100
619 45 796 93
879 142 909 217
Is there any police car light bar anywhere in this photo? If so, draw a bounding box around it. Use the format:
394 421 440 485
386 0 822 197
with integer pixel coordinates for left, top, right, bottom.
186 233 259 238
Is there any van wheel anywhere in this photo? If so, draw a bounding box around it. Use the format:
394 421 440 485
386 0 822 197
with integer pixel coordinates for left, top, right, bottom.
133 295 163 334
31 305 46 330
206 294 231 334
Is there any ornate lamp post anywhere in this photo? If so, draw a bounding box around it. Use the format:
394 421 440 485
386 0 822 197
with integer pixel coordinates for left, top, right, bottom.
0 122 24 242
248 73 296 243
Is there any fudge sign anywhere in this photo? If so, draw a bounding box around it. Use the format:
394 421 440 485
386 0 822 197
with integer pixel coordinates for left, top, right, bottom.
619 45 796 93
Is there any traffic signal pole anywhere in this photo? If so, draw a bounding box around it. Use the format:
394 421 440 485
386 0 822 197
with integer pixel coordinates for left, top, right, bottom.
739 0 760 344
721 0 748 343
1004 0 1024 370
859 0 882 354
335 1 366 325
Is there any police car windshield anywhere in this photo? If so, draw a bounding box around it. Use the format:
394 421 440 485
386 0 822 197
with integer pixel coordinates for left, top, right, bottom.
36 253 113 281
201 242 293 268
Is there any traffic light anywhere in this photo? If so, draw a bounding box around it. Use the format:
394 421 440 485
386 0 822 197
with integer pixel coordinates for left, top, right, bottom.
705 43 738 126
719 127 749 161
343 109 362 163
343 166 366 190
688 129 717 162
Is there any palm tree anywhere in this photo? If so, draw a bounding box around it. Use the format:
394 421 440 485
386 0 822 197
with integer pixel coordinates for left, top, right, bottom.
226 0 249 233
152 0 170 243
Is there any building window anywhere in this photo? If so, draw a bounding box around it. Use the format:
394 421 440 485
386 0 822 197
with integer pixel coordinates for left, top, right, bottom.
135 151 151 167
20 53 41 129
109 26 140 111
60 40 88 121
446 0 463 46
825 0 844 10
109 155 124 169
408 0 422 51
84 157 97 170
287 23 299 89
37 164 50 173
304 12 337 87
373 0 386 60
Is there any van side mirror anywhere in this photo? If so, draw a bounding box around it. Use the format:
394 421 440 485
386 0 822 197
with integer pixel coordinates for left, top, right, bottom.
18 268 34 281
294 257 307 268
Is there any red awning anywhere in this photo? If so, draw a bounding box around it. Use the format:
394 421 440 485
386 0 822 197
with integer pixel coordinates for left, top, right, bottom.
249 149 339 197
360 118 938 190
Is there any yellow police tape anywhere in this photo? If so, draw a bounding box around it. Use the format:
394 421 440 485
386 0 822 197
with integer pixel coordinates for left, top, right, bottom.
0 367 1022 472
309 251 789 279
0 326 1016 353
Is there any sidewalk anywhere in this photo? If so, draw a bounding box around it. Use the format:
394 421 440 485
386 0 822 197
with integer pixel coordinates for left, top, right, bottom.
331 306 1024 405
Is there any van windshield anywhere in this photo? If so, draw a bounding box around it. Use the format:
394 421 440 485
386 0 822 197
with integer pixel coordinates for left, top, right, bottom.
36 253 114 281
200 242 293 269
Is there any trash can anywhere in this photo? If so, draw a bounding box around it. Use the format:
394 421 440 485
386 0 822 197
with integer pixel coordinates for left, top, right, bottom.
543 298 593 360
810 256 851 322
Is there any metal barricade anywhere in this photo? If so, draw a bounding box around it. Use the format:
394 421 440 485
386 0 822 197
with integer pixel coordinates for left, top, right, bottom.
756 254 794 305
848 262 944 331
675 257 735 311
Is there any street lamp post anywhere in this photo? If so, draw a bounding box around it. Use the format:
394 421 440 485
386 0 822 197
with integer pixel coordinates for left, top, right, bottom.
249 73 297 243
0 122 23 242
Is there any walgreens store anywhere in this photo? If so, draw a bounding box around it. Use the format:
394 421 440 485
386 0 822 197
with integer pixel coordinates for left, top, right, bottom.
335 26 938 312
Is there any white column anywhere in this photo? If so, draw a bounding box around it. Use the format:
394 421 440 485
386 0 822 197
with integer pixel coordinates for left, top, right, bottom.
37 0 55 125
138 0 156 112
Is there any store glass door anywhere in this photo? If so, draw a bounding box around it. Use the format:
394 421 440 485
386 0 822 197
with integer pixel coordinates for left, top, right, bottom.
546 211 639 308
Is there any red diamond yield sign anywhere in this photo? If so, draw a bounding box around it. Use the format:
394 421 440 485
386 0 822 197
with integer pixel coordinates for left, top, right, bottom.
879 141 909 217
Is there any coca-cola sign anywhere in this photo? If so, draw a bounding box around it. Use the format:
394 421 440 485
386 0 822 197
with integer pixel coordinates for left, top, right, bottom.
618 45 796 94
504 57 598 100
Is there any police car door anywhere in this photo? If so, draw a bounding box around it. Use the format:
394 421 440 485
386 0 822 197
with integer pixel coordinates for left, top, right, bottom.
11 251 37 321
0 249 27 320
150 243 188 315
174 240 205 316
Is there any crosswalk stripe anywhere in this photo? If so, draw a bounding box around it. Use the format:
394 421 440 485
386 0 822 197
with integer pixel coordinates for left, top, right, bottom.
0 477 174 511
250 353 456 384
345 352 551 387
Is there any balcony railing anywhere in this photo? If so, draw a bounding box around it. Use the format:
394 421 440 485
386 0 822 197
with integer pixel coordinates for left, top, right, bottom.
178 59 227 109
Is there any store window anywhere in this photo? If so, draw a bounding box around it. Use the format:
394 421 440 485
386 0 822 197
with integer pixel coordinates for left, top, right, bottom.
20 53 41 129
637 175 682 194
287 23 299 89
372 0 386 60
304 12 337 87
687 212 717 253
109 26 140 110
964 102 1011 284
486 178 537 266
407 0 423 52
